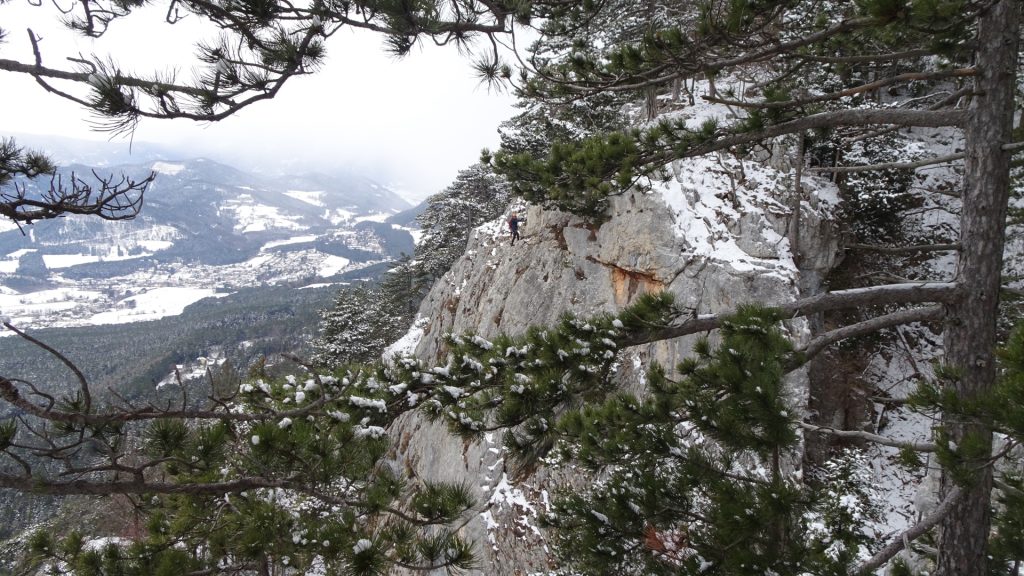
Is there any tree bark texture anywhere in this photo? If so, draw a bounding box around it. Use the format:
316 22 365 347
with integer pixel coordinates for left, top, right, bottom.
937 2 1020 574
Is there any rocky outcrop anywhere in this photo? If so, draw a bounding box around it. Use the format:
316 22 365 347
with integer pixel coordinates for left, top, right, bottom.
387 154 841 574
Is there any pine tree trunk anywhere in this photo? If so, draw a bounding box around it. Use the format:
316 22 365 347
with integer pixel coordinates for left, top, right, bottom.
646 87 658 120
936 2 1020 574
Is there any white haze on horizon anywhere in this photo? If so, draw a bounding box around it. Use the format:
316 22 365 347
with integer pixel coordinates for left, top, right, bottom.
0 1 519 202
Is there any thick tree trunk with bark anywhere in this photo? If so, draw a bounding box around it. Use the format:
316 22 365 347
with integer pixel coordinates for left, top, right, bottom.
937 2 1020 574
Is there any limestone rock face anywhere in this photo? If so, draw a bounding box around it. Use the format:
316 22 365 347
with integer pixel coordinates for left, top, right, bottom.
388 162 840 574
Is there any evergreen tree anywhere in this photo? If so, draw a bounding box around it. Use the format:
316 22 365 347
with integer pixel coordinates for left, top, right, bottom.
312 284 394 368
377 255 421 334
415 163 511 281
381 295 886 574
314 165 508 370
313 258 421 369
384 292 1024 575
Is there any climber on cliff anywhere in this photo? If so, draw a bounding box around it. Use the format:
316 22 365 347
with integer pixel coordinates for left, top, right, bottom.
508 212 522 246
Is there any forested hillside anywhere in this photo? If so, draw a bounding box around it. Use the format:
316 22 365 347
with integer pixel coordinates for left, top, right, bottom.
1 283 331 396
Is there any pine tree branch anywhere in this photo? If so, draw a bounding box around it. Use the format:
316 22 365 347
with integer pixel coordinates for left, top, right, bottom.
846 87 972 144
531 16 880 95
1002 286 1024 298
184 564 262 576
0 374 333 426
807 152 966 173
703 69 975 111
796 422 938 452
0 470 298 496
994 476 1024 498
844 243 960 253
0 56 208 96
703 17 882 87
620 282 960 347
3 25 322 132
3 0 518 129
788 47 937 64
796 305 945 362
854 486 964 576
645 109 965 167
297 484 469 526
856 271 921 284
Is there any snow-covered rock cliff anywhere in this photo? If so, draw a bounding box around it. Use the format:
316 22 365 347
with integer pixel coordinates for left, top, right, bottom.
387 152 841 574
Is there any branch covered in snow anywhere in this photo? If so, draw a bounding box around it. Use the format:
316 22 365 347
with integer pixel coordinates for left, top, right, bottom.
666 108 964 160
620 282 960 348
703 68 975 111
797 421 939 452
1 340 476 574
797 305 945 362
807 151 966 174
854 486 964 576
0 371 330 426
845 243 960 254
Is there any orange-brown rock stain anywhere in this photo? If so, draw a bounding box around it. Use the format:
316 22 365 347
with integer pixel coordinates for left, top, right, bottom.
610 266 665 307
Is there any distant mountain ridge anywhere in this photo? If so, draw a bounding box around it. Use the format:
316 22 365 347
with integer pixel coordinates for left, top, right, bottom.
0 153 415 329
0 139 422 546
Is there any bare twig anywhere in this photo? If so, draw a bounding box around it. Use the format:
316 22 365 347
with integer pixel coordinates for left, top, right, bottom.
4 322 92 412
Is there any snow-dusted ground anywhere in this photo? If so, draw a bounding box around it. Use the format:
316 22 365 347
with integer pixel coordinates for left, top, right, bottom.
353 211 395 224
285 190 326 206
0 245 384 329
151 161 185 176
317 255 351 277
261 235 318 251
88 287 226 325
0 204 399 329
225 194 308 233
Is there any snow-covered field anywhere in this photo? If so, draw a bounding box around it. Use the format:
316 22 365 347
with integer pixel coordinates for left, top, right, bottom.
0 243 382 329
285 190 326 206
0 287 106 327
88 287 226 325
225 194 308 233
0 283 218 328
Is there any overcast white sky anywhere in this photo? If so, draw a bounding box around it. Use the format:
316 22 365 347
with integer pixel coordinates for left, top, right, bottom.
0 1 520 202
